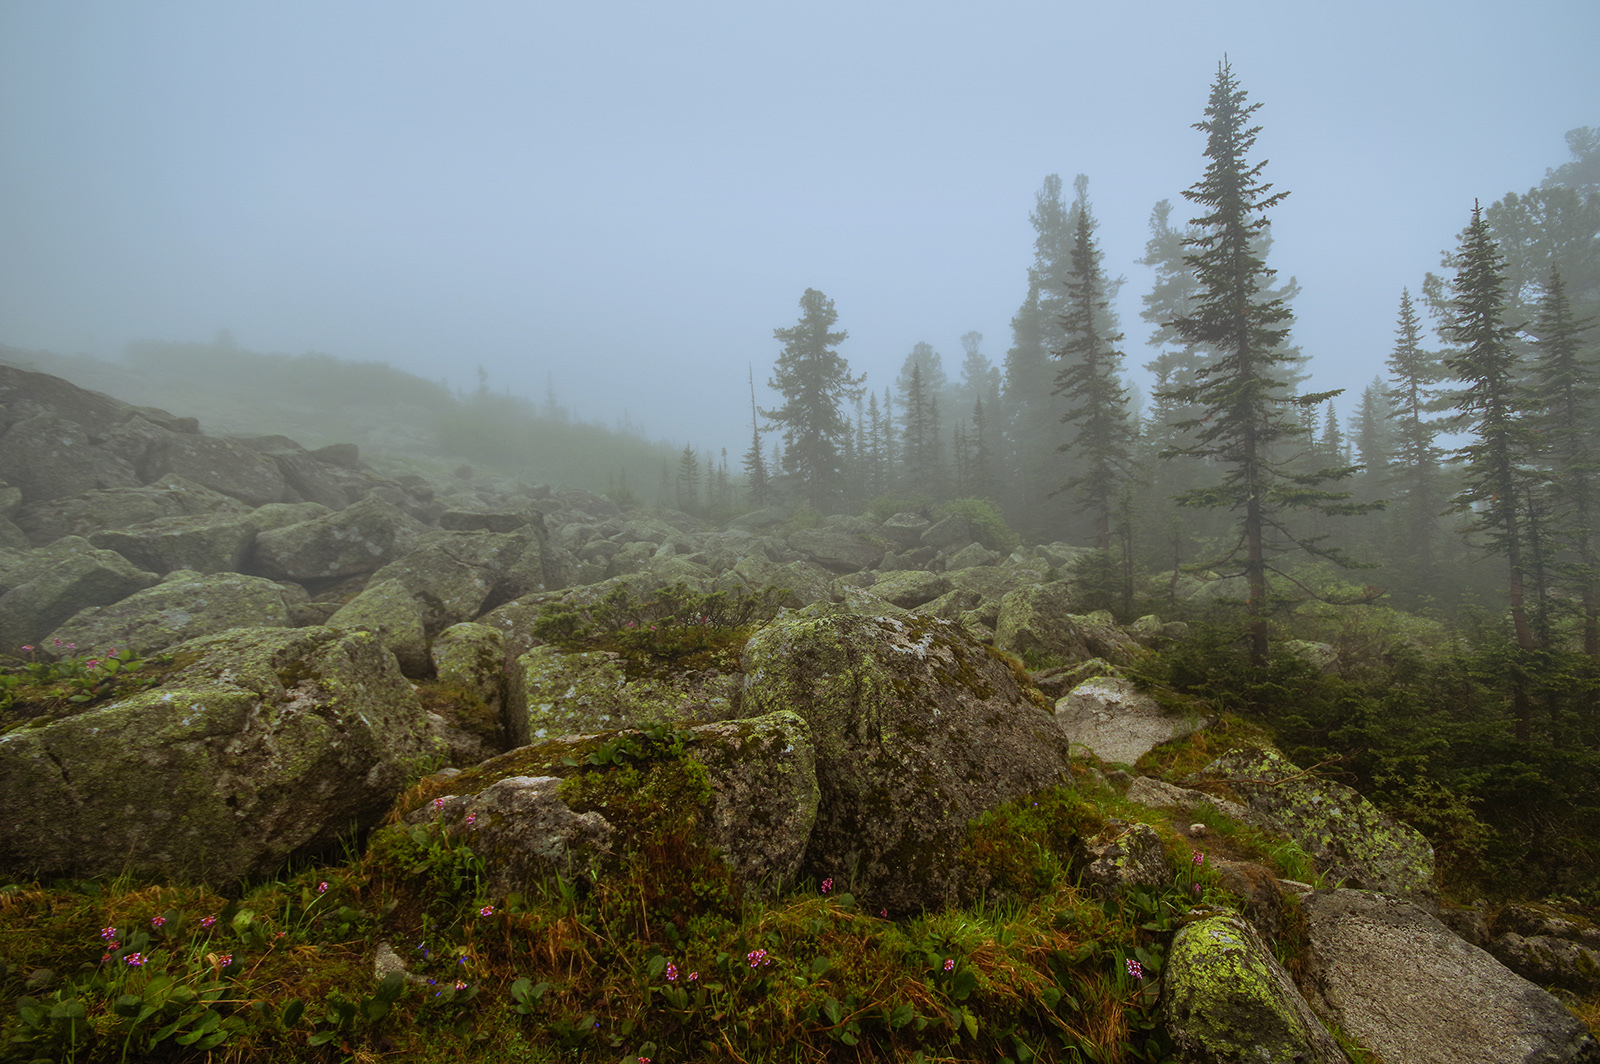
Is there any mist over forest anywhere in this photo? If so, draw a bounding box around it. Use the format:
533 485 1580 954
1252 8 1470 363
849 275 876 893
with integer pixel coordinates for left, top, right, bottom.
7 6 1600 1061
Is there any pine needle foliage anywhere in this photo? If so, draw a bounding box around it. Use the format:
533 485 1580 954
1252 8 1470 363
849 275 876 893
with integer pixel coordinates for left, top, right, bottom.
1156 59 1373 664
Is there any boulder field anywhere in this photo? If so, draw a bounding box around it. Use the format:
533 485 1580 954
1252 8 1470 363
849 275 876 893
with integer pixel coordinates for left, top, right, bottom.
2 361 1596 1062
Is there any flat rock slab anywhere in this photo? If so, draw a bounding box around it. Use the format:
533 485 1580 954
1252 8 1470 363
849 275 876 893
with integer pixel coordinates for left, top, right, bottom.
1303 890 1600 1064
1055 677 1204 764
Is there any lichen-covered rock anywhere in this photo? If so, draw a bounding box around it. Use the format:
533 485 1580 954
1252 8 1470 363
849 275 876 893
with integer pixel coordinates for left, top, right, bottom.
329 578 430 676
1163 912 1347 1064
87 508 288 575
403 713 816 897
684 710 818 893
859 569 950 608
367 529 545 634
1056 677 1206 765
1303 890 1600 1064
137 431 288 506
1281 639 1339 673
14 476 249 547
1488 932 1600 995
0 411 140 504
1195 746 1435 900
787 527 885 574
739 608 1072 911
0 626 441 882
507 645 739 741
431 620 511 738
1078 822 1173 898
251 494 426 580
407 775 614 896
919 513 975 549
879 512 930 547
0 536 159 651
1124 775 1249 822
993 581 1089 664
45 570 291 655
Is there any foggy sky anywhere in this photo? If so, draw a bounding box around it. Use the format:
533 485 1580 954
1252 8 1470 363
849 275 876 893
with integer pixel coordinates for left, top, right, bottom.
2 1 1596 457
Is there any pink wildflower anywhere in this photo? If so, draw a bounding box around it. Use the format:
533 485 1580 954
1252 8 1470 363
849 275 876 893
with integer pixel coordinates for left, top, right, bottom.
219 953 233 967
820 878 833 894
943 958 954 972
126 953 145 967
317 881 329 894
1126 958 1143 980
665 962 678 982
433 797 446 809
687 971 698 982
99 927 117 941
746 948 770 968
150 915 165 929
479 905 494 916
1192 851 1204 866
200 916 217 929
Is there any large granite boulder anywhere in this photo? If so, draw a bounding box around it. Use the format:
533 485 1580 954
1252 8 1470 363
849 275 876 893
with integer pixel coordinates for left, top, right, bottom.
136 431 288 506
1193 746 1435 900
251 495 426 581
0 536 159 652
739 608 1073 911
993 581 1087 663
1056 677 1208 764
402 711 818 898
87 502 325 575
1302 890 1600 1064
365 529 544 634
1163 912 1347 1064
14 476 249 547
863 569 951 609
0 411 139 503
328 578 431 676
787 528 885 574
431 622 510 740
44 570 292 656
507 645 740 742
0 626 442 881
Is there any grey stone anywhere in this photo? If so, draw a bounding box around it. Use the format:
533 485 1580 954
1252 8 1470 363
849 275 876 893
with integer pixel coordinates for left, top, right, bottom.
787 527 885 574
739 609 1072 911
251 495 426 581
329 578 430 676
0 536 159 652
1055 677 1208 765
45 570 292 656
1303 890 1600 1064
15 476 249 547
138 432 288 506
1079 822 1173 898
0 626 442 882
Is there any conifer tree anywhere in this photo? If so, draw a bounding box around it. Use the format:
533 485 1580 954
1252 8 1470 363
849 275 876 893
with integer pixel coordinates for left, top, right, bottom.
675 444 700 512
1528 267 1599 656
763 289 864 511
1385 288 1448 596
1444 202 1543 736
1158 60 1365 664
742 365 771 507
1053 176 1133 548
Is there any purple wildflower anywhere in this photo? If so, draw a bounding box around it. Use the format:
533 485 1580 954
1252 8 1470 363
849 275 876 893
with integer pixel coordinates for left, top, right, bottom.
943 958 954 972
820 878 833 894
100 927 117 941
479 905 494 916
665 962 678 982
126 952 145 967
1126 958 1143 980
150 915 165 929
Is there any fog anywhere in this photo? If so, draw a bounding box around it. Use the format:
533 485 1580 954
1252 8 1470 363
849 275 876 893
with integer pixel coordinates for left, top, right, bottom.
1 1 1595 454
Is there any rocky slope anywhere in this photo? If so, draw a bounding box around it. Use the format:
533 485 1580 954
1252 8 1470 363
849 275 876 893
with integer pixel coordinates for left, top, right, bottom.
1 360 1596 1063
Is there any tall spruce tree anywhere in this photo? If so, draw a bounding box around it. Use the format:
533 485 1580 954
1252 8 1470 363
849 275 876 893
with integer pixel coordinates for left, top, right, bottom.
763 289 864 511
1053 176 1133 548
742 365 771 507
1444 203 1543 737
1385 288 1448 598
1529 267 1599 656
1158 60 1364 664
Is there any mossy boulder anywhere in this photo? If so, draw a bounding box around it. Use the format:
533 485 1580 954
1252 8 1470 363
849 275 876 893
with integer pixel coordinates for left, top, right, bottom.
739 608 1072 911
992 581 1090 664
366 528 545 634
14 475 248 547
0 535 159 651
431 622 510 738
786 528 884 574
328 577 430 676
1078 821 1173 898
0 626 442 882
507 645 739 741
137 431 288 506
251 494 425 580
1162 912 1347 1064
864 569 951 608
1195 746 1435 900
45 570 292 656
403 711 818 898
86 504 320 575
